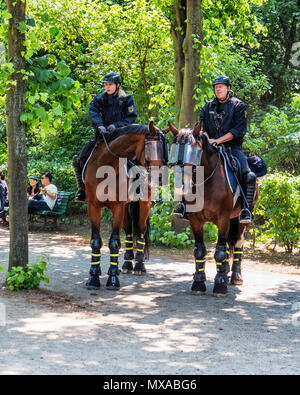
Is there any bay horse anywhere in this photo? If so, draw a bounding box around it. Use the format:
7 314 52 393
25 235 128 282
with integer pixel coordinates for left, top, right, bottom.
84 122 165 290
167 122 258 297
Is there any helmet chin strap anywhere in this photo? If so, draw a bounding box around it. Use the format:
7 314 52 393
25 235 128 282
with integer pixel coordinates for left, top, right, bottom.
216 87 232 103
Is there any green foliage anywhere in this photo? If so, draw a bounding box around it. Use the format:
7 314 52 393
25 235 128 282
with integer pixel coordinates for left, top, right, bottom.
6 256 50 291
255 173 300 252
150 200 192 248
244 94 300 173
204 222 218 242
250 0 300 108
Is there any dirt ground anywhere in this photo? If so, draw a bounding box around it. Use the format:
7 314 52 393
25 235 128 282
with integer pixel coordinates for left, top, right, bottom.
0 226 299 375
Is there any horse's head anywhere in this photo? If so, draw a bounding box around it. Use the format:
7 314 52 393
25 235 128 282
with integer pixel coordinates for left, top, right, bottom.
141 121 168 168
166 122 202 166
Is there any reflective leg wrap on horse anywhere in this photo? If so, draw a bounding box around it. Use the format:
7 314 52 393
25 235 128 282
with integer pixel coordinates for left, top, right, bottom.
86 237 102 290
191 245 207 294
134 237 146 275
231 247 244 285
122 235 134 273
213 244 228 296
106 235 121 290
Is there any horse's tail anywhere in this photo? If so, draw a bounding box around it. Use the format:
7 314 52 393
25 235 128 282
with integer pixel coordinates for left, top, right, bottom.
129 201 151 260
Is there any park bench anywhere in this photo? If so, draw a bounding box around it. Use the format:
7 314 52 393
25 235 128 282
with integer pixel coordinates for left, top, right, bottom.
30 191 73 228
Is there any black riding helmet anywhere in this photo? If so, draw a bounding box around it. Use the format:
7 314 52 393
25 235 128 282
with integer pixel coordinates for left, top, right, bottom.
212 75 231 87
102 72 122 85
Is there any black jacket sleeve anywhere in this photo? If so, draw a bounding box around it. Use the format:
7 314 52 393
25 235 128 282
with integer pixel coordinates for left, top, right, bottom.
89 95 104 128
229 102 247 140
113 95 137 128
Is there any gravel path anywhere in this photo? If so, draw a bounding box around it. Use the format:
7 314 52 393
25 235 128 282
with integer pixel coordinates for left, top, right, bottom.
0 228 299 375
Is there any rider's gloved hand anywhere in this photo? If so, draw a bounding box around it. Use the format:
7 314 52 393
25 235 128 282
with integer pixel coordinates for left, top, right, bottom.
98 126 108 134
107 124 116 133
95 126 107 142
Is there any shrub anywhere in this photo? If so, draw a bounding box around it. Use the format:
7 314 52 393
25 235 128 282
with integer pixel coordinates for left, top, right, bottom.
6 256 50 291
150 201 192 248
255 173 300 253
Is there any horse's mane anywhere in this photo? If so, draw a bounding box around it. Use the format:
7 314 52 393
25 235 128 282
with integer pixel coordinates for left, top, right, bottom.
105 124 150 143
176 128 196 145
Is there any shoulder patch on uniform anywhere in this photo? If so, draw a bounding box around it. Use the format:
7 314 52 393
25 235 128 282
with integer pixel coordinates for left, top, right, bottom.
128 106 135 113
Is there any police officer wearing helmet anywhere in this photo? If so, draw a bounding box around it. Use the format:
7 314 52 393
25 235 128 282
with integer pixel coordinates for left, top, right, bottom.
174 75 256 223
73 72 138 202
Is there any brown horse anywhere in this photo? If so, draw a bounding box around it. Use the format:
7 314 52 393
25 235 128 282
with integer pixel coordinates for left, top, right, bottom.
167 122 258 296
84 122 164 290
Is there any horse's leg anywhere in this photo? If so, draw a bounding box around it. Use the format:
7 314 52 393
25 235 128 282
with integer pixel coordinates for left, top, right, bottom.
213 217 231 297
230 220 247 285
106 204 125 290
190 217 207 295
134 200 150 275
86 205 102 290
122 203 134 274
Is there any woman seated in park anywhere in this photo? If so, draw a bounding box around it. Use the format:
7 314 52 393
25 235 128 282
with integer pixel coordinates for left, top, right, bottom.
0 171 9 207
28 172 57 214
27 175 41 200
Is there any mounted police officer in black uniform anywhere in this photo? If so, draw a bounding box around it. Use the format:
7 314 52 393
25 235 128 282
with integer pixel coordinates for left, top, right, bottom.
73 72 137 202
174 75 256 224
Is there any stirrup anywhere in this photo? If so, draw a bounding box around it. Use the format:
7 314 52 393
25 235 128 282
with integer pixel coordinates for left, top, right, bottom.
173 203 189 220
239 208 252 224
173 203 185 218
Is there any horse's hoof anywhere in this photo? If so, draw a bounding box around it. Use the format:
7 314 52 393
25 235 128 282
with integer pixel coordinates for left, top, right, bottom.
106 285 120 291
106 274 120 290
86 284 100 291
191 281 206 295
86 277 100 290
134 261 146 275
231 272 243 285
213 273 228 297
122 260 133 274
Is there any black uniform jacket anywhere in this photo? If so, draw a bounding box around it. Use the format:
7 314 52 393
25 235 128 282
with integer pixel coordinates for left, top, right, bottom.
200 96 247 147
89 91 137 129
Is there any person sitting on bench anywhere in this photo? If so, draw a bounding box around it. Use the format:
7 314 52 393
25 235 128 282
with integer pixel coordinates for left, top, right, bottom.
28 172 57 214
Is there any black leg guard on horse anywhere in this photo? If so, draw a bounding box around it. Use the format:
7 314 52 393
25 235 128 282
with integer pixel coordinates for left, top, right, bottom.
213 244 228 296
134 237 146 275
86 238 102 290
73 154 86 202
191 245 207 294
122 235 134 273
231 247 244 285
239 171 256 224
106 236 121 290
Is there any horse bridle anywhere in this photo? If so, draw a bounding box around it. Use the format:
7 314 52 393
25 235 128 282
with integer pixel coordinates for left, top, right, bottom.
171 133 221 186
99 129 164 170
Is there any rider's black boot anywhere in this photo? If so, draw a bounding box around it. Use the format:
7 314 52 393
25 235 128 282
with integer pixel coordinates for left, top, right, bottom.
73 154 86 203
239 171 256 224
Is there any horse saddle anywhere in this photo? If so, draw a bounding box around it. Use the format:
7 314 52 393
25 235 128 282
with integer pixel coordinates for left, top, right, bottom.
218 146 241 207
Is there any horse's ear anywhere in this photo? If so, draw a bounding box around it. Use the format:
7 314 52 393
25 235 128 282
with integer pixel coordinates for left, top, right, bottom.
148 120 157 136
166 122 179 137
193 121 202 139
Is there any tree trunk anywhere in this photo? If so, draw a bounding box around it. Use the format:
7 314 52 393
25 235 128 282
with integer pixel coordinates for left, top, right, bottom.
5 0 28 270
170 0 186 125
179 0 202 128
171 0 202 128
